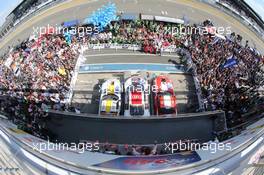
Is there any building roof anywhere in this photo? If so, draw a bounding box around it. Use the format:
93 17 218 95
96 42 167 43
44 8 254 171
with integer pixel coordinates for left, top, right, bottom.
233 0 264 29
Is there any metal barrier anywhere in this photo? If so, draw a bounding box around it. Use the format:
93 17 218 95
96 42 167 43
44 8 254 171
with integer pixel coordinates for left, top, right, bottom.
0 115 263 174
45 110 226 144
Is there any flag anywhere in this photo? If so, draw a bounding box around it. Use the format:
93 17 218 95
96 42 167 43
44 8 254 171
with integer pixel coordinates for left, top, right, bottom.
58 68 67 76
210 37 220 45
64 32 71 45
223 55 238 68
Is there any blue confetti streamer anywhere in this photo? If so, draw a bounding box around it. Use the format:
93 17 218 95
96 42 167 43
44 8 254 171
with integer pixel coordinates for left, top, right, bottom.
84 2 118 31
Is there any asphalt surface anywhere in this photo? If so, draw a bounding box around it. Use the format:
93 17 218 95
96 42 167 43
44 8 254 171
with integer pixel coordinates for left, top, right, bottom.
0 0 264 55
84 50 181 64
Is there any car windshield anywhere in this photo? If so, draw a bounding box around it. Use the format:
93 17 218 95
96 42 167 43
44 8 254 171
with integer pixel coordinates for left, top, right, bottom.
130 105 144 116
158 91 172 97
102 94 119 101
159 108 176 115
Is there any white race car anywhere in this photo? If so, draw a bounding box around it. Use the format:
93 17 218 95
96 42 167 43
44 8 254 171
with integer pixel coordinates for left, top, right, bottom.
99 79 121 116
124 76 150 117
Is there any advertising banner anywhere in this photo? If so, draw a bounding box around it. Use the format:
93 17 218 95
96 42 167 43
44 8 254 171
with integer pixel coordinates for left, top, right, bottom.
94 151 201 170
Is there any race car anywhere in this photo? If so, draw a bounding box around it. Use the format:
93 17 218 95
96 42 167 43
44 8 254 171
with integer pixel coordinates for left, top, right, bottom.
99 79 121 116
153 75 177 116
124 76 150 117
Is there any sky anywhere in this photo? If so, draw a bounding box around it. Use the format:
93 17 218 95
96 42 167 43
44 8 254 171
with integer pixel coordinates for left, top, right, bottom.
0 0 22 27
244 0 264 20
0 0 263 27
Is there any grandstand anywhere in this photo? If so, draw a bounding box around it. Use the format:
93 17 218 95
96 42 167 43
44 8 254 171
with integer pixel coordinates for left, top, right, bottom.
216 0 264 41
0 0 60 40
219 0 264 31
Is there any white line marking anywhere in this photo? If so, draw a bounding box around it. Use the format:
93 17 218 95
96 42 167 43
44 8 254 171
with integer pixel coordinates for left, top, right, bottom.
79 70 185 73
80 63 184 66
84 53 179 58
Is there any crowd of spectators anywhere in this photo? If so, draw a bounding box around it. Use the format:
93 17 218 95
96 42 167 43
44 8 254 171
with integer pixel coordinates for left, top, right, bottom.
87 20 180 53
0 33 80 101
0 32 81 135
182 22 264 127
0 18 263 155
